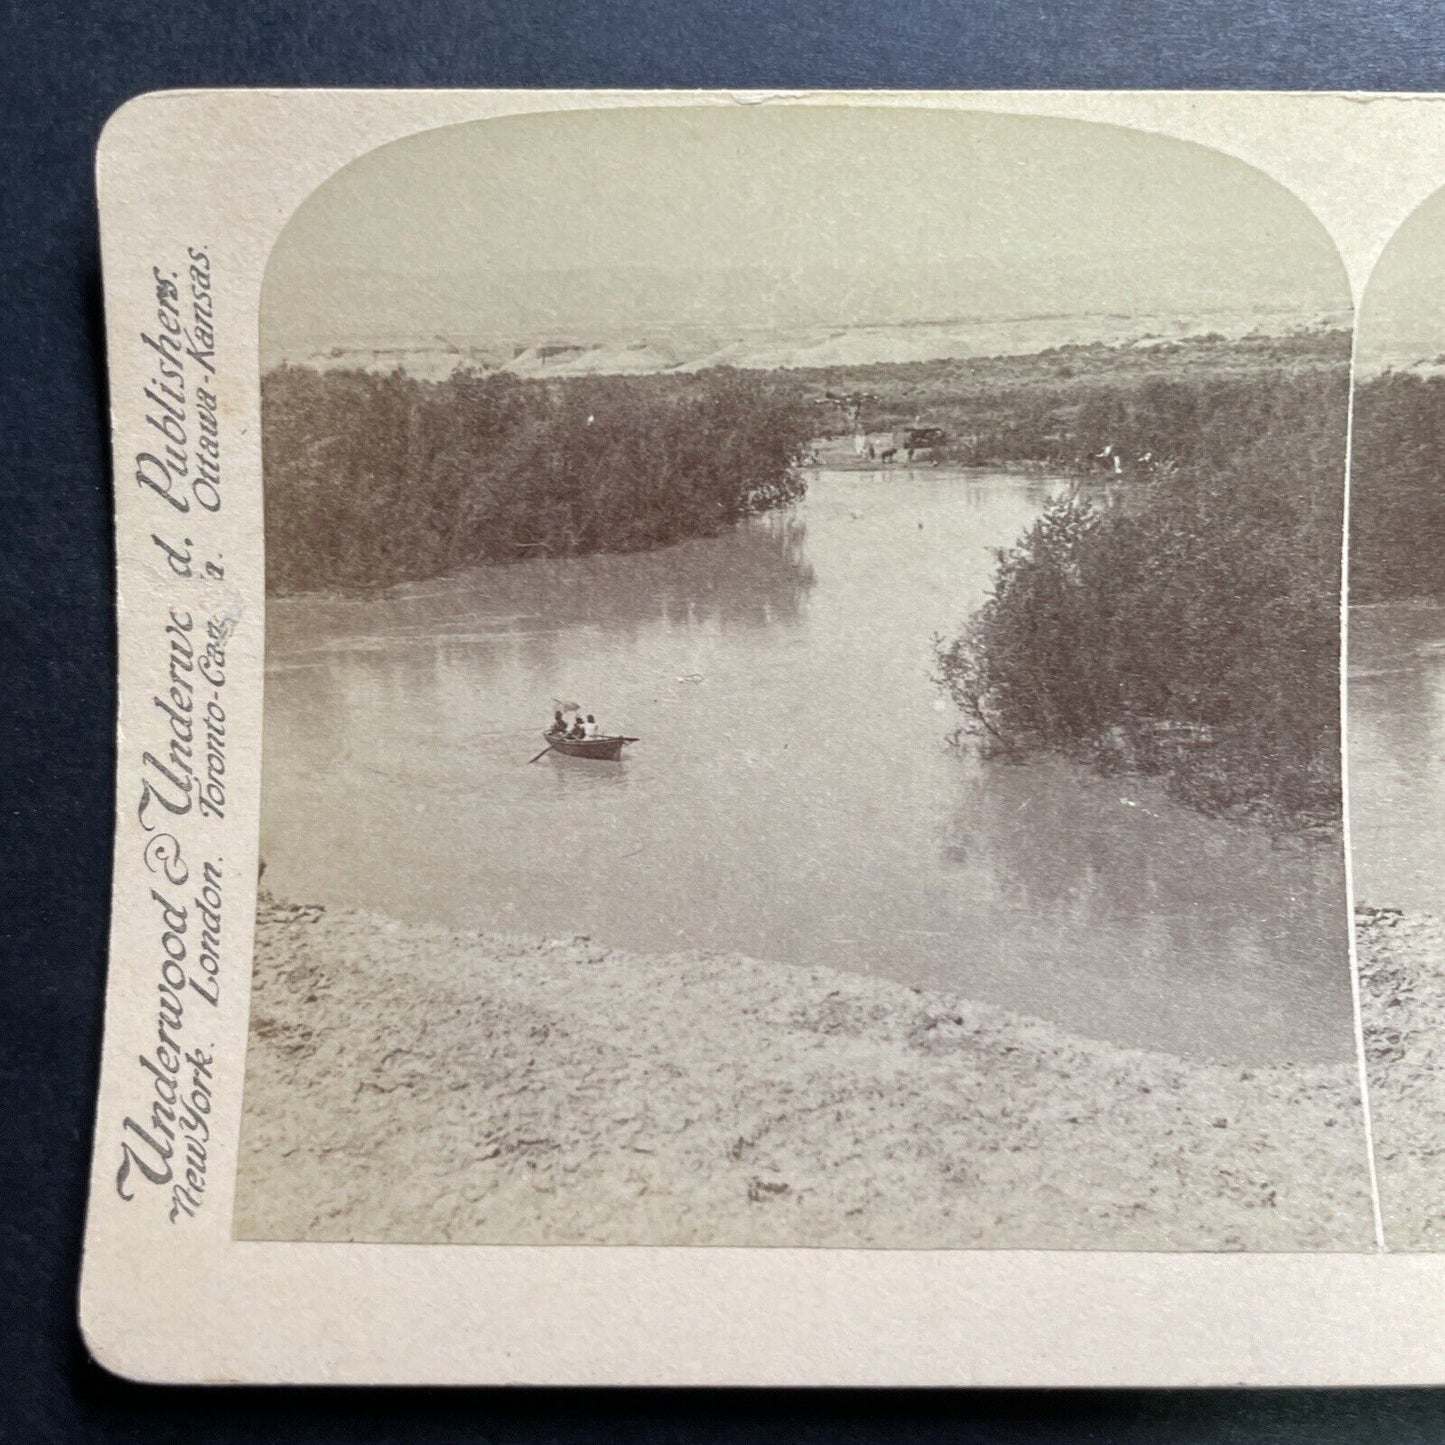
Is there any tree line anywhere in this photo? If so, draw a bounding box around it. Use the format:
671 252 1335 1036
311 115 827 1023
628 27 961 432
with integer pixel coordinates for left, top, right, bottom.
798 330 1350 473
936 374 1320 473
262 365 813 594
935 369 1349 831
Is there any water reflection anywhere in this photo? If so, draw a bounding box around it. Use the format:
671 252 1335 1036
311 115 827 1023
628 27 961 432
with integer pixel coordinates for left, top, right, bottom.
935 755 1347 1056
262 469 1352 1065
1349 604 1445 910
269 512 816 664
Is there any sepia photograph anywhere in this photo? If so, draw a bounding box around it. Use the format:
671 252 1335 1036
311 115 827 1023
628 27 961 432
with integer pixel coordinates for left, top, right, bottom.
1349 185 1445 1250
232 105 1373 1251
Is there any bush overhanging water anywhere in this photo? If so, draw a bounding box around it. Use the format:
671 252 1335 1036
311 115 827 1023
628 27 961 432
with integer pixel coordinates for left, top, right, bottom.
935 371 1348 832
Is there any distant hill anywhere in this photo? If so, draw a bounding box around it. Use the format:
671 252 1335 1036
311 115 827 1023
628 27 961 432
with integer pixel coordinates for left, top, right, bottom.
264 307 1348 383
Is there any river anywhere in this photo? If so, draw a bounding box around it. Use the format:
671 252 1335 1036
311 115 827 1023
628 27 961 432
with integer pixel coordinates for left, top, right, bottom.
1349 603 1445 912
260 467 1353 1065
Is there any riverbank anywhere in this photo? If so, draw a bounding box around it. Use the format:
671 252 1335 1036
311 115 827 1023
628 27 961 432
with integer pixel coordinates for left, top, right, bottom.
235 897 1373 1250
803 441 1069 476
1357 908 1445 1249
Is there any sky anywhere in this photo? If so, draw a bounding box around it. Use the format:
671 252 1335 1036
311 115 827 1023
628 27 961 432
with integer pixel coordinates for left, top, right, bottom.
262 104 1350 359
1356 187 1445 373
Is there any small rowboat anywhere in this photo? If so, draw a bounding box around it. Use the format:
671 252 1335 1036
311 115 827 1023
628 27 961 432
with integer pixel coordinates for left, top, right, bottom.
540 731 636 762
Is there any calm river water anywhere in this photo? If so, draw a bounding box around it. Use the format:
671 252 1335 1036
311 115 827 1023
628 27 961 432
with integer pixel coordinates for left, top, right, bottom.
261 468 1352 1064
1349 604 1445 912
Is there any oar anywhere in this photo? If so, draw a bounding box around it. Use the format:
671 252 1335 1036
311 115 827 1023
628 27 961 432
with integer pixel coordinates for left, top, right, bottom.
528 741 557 764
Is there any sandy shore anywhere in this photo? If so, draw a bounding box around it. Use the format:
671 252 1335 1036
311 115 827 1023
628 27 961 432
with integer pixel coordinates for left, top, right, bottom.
235 898 1374 1250
1357 908 1445 1249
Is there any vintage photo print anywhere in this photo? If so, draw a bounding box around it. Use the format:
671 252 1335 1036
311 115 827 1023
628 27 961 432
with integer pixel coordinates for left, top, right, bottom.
1350 182 1445 1250
80 91 1445 1386
238 105 1368 1252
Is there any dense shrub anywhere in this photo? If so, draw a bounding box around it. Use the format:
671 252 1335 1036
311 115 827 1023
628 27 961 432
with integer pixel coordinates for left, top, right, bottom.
262 366 813 594
1351 371 1445 603
935 371 1348 830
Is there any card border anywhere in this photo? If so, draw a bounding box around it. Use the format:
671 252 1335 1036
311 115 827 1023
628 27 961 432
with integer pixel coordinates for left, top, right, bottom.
82 87 1445 1387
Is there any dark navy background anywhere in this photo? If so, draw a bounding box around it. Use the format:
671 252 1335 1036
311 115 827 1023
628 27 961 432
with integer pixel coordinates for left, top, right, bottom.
7 0 1445 1438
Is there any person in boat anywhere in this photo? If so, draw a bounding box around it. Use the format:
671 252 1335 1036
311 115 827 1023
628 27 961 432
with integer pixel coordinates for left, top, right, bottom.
567 714 586 739
547 710 568 737
581 714 601 739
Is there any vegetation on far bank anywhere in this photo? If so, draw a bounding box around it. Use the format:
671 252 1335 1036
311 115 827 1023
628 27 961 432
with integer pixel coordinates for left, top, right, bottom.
262 365 812 594
796 327 1351 471
1351 371 1445 604
934 367 1349 833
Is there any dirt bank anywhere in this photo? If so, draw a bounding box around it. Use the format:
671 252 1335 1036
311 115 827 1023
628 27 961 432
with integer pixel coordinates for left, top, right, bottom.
1357 908 1445 1249
235 898 1374 1250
